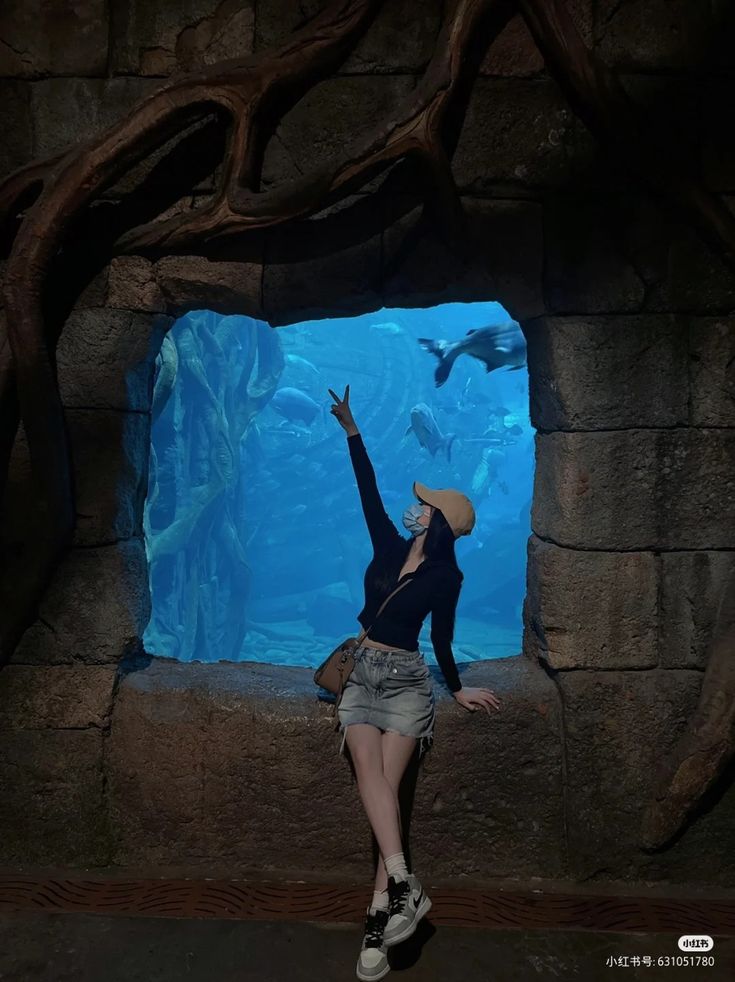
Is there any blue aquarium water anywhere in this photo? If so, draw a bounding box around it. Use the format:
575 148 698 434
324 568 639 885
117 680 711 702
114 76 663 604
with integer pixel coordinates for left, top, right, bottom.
143 303 533 670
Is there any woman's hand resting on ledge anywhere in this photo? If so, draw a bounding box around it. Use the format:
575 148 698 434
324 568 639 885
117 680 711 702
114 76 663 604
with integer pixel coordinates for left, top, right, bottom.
453 686 501 714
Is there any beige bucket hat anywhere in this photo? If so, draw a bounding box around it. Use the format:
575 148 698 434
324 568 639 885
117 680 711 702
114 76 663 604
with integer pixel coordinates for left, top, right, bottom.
413 480 476 538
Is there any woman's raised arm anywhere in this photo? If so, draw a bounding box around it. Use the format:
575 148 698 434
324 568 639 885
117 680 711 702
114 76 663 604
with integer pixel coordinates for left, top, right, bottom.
329 385 403 554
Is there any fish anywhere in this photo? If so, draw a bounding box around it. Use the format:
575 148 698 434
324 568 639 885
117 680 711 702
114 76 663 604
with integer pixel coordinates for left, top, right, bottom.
270 386 325 426
285 353 322 375
371 321 404 335
417 322 526 387
501 409 525 427
470 446 505 497
258 477 281 494
270 421 312 439
402 403 456 462
456 435 505 446
480 419 521 446
304 461 327 482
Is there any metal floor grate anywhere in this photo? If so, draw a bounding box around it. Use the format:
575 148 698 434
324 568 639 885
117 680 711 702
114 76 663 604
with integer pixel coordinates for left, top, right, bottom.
1 875 733 934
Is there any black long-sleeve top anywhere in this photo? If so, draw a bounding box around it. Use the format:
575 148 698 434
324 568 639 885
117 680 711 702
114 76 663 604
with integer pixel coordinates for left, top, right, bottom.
347 432 464 693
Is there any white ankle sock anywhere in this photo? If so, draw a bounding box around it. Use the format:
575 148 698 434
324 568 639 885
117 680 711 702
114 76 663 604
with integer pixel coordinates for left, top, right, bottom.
384 852 409 881
371 889 389 911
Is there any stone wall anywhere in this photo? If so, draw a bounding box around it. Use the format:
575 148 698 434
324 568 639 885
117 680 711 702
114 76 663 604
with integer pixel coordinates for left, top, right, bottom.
1 0 735 887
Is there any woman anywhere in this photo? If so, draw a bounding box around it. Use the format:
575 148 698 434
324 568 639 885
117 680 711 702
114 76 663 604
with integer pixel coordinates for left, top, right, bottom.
328 384 501 982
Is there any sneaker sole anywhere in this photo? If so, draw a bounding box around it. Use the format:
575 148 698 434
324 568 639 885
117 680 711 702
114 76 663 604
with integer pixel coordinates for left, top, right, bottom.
383 893 432 947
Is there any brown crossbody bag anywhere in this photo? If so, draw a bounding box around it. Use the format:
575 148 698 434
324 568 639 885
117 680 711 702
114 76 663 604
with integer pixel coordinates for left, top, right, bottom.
314 578 413 720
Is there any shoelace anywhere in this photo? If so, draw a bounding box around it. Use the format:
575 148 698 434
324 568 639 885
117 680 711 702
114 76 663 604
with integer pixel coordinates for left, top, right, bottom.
388 878 411 916
363 908 389 947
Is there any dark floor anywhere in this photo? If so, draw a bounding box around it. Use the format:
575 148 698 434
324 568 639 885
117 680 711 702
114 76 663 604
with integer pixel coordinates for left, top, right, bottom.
1 911 734 982
1 871 733 982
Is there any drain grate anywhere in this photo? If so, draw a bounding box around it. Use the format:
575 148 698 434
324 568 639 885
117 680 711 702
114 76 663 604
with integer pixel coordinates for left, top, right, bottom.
0 875 732 935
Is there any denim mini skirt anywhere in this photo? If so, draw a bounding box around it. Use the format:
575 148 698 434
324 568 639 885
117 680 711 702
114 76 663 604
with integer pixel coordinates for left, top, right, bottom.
337 644 436 759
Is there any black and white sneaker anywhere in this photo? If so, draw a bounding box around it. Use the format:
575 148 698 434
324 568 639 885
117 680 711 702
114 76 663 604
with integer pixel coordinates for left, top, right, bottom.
383 873 432 946
356 904 390 981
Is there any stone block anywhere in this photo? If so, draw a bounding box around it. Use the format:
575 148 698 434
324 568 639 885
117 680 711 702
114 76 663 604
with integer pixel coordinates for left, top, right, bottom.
620 74 702 165
543 194 646 313
410 658 565 880
11 539 151 666
659 552 735 669
604 194 735 315
254 0 439 74
481 1 592 77
0 729 109 866
0 80 32 179
263 209 381 325
110 0 254 76
74 268 110 309
481 12 544 78
0 665 117 728
533 429 735 550
0 0 108 77
66 409 150 546
106 257 166 313
453 79 596 192
382 197 544 321
525 315 689 429
29 75 214 199
524 535 658 670
561 669 735 885
107 656 564 879
663 222 735 312
688 316 735 426
0 420 37 574
702 78 735 193
30 77 164 162
593 0 713 72
261 75 415 190
153 255 263 317
57 308 171 411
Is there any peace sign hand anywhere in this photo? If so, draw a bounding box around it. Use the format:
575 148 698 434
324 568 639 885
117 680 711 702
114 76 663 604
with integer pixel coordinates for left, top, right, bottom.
328 385 357 433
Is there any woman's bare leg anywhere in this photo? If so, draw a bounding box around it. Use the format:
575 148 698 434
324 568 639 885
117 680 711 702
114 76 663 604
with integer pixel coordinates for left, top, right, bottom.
345 724 410 866
373 730 418 893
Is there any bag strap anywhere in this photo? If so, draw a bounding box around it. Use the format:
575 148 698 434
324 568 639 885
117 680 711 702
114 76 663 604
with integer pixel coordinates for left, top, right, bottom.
355 576 413 647
332 577 415 722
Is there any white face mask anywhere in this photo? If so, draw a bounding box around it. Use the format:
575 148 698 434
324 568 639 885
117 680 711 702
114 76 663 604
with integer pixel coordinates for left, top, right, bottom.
402 502 428 536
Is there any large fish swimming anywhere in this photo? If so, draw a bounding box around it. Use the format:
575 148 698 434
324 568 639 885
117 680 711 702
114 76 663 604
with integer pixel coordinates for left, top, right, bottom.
418 322 526 387
403 403 456 462
270 386 325 426
285 353 322 376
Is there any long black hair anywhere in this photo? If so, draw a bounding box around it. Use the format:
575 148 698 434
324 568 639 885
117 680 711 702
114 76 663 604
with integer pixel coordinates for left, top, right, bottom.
366 505 463 600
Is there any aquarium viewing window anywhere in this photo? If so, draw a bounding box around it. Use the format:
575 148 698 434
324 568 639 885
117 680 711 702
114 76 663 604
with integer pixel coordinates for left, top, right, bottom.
143 303 534 672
